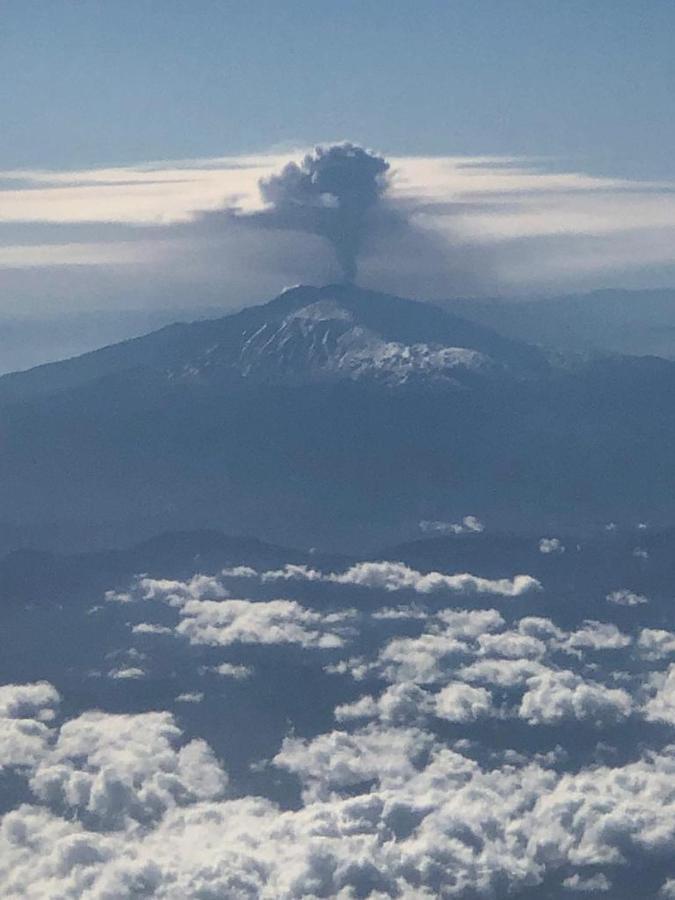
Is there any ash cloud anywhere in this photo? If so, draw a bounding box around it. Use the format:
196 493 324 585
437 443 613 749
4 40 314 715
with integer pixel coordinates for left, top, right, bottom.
255 143 391 283
175 142 493 299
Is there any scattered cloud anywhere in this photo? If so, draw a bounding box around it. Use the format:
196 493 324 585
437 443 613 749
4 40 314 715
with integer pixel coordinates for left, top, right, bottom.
220 559 540 596
330 561 540 596
209 662 253 680
638 629 675 661
175 692 204 704
559 621 632 654
371 603 429 620
177 598 353 649
419 515 485 535
131 623 173 635
335 682 433 726
539 537 565 554
7 548 674 897
3 557 675 899
0 682 59 722
0 682 60 771
434 681 495 722
606 588 649 607
476 629 547 659
644 664 675 724
457 657 549 687
376 608 505 684
28 709 227 829
562 872 612 892
107 666 146 680
519 669 632 724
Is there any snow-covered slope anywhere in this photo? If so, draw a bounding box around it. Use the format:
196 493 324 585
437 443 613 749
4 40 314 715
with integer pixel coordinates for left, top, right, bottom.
0 284 545 405
177 295 496 387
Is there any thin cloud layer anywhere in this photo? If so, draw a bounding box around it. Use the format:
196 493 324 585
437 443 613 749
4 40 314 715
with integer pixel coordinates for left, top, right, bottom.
2 148 675 317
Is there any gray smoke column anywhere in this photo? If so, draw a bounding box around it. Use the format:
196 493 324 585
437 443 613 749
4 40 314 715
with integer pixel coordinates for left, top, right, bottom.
258 143 390 282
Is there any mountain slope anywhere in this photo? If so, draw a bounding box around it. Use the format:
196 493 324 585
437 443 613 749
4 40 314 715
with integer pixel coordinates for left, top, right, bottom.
0 284 546 406
2 284 675 554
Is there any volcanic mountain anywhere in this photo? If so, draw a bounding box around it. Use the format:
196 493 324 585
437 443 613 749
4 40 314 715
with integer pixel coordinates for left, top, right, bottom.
2 283 675 553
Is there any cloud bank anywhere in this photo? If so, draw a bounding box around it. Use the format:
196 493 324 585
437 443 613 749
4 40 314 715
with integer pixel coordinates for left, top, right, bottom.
2 687 675 898
4 543 675 897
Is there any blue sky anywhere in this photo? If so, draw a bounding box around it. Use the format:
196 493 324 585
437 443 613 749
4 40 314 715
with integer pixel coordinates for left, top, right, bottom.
2 0 673 177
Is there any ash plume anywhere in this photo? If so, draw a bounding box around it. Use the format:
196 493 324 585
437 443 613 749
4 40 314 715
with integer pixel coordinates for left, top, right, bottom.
258 143 390 282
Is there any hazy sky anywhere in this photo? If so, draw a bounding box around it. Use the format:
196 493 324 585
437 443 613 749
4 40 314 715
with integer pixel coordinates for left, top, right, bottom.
1 0 674 332
2 0 673 178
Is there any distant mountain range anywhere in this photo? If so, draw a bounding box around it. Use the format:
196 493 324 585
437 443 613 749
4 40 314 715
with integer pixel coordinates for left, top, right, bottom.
440 287 675 359
2 283 675 555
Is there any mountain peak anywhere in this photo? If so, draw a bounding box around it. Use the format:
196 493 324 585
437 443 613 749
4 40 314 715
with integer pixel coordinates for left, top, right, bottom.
234 287 498 388
0 284 548 406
